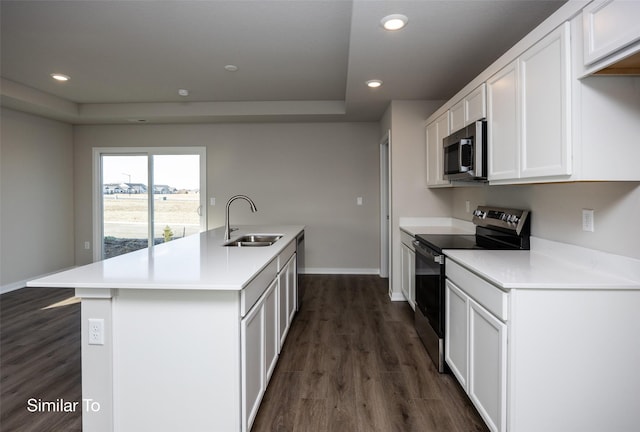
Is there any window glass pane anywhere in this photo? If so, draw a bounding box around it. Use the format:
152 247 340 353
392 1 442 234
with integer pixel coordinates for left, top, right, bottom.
102 155 149 258
152 154 201 243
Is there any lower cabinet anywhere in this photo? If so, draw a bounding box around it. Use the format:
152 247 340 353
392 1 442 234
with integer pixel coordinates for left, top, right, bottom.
468 298 507 432
400 241 416 309
242 277 278 432
445 278 507 432
279 253 297 347
243 244 298 432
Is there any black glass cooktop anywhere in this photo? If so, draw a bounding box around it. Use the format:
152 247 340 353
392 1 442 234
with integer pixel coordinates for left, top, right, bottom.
415 234 481 253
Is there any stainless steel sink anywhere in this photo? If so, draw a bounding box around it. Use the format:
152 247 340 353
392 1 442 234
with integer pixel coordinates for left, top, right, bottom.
224 234 283 247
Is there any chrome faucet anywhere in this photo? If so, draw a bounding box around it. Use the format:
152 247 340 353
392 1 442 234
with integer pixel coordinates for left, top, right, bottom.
224 195 258 241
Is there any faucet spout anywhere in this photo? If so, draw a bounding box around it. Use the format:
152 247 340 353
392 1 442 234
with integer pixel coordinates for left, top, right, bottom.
224 195 258 241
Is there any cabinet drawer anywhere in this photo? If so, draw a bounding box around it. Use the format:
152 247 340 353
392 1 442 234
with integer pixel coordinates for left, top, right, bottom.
241 259 277 317
446 260 508 321
278 240 296 272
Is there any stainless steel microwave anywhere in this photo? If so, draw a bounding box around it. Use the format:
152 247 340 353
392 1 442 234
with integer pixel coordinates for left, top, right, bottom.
443 120 487 181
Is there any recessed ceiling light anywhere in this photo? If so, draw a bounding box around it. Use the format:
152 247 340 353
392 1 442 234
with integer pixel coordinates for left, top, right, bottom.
366 79 383 88
50 73 70 82
381 14 408 31
224 64 239 72
178 89 189 96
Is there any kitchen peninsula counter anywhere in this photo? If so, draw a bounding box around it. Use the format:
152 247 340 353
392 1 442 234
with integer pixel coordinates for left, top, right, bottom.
29 225 305 290
28 225 305 432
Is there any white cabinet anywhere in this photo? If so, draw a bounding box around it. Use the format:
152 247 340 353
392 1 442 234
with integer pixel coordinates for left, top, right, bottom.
465 84 487 124
451 84 487 132
488 23 571 183
445 280 468 388
425 111 451 187
487 60 519 181
264 277 279 381
450 99 465 132
583 0 640 70
278 252 297 348
468 298 507 432
400 235 416 310
241 285 266 432
446 262 508 432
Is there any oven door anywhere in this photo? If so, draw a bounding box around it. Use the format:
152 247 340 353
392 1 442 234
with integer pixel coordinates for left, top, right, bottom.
414 240 445 337
413 240 447 373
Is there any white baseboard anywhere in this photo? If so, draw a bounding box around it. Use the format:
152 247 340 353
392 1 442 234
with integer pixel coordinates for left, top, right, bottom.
1 280 28 294
301 268 381 275
1 266 76 295
389 291 407 302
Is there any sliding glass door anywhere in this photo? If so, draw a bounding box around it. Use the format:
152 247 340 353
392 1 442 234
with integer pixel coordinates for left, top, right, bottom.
96 148 206 260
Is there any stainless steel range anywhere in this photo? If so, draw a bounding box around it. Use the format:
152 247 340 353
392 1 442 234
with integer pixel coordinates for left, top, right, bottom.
413 206 531 373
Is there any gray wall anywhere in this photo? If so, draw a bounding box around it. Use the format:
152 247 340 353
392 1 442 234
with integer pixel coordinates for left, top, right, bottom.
73 122 381 272
1 108 75 292
452 182 640 260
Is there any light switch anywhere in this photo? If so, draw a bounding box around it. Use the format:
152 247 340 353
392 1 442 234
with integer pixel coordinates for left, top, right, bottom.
357 197 363 206
210 197 216 206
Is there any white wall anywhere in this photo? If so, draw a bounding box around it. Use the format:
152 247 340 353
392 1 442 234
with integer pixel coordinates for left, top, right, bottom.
73 122 381 273
0 108 75 292
383 100 451 298
451 182 640 260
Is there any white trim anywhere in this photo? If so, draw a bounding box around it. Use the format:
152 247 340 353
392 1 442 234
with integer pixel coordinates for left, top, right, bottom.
389 292 407 302
2 266 76 294
301 268 380 275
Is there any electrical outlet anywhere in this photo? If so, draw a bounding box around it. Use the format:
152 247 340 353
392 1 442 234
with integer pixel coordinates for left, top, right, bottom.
582 209 595 232
88 319 104 345
210 197 216 206
357 197 363 206
84 241 91 250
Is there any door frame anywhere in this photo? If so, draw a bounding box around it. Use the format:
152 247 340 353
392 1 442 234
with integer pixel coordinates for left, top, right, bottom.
92 147 207 261
379 131 391 279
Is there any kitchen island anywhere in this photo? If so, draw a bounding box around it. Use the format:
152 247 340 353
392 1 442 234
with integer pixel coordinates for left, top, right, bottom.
28 225 305 432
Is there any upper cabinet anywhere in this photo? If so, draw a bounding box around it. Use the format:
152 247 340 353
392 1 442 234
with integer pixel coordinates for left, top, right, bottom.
424 1 640 186
425 111 451 187
450 84 487 132
488 23 571 183
426 84 485 188
582 0 640 74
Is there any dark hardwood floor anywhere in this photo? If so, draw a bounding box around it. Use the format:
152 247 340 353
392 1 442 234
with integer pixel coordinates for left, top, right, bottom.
253 275 488 432
1 275 488 432
1 287 81 432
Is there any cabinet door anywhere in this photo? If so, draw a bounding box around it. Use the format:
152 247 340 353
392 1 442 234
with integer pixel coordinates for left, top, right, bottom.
278 269 288 348
465 83 487 125
520 23 571 179
241 299 265 432
445 280 468 389
286 254 297 326
400 244 416 309
487 60 520 181
450 99 465 131
264 278 279 383
469 299 507 432
425 111 451 187
583 0 640 66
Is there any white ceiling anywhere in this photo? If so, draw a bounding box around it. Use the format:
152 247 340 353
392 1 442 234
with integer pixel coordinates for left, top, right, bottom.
1 0 566 124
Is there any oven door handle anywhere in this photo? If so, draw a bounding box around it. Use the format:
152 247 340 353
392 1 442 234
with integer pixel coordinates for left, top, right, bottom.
413 241 444 265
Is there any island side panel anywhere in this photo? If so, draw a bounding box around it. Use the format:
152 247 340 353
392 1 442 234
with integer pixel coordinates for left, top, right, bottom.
508 288 640 432
78 289 115 432
112 289 241 432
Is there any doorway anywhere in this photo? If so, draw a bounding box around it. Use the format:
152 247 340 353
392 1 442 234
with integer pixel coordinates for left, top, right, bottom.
94 147 206 260
379 131 391 281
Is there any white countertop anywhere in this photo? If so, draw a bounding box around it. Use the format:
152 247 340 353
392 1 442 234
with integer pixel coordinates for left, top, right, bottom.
400 217 475 236
445 248 640 290
27 225 304 291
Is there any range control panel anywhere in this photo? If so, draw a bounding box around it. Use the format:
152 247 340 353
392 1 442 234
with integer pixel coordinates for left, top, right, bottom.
472 206 530 235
